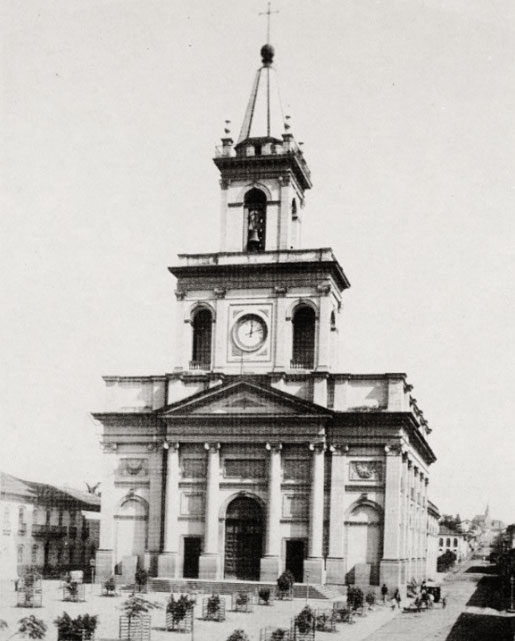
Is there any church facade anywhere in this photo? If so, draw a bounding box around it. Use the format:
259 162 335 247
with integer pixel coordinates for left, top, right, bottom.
94 43 436 590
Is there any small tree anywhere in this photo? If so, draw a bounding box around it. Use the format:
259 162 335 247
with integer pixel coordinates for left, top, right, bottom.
276 571 294 599
119 594 160 641
365 591 376 608
54 613 98 641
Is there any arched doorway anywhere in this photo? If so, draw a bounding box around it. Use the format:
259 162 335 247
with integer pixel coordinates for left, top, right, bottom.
345 503 383 585
224 496 263 580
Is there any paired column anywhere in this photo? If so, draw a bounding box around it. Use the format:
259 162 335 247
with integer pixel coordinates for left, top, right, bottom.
199 443 221 579
304 442 326 584
260 443 283 580
326 446 347 584
158 443 180 577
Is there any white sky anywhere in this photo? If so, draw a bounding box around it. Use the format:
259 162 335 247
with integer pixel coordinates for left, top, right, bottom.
1 0 514 523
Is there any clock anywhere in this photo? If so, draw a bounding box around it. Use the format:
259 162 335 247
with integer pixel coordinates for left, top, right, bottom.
232 313 268 352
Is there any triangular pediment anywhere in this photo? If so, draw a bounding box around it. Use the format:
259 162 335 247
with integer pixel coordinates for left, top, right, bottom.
160 379 331 417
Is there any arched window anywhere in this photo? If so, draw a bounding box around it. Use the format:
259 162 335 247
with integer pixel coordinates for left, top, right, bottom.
191 308 212 369
446 538 451 547
32 544 38 564
245 188 266 252
453 538 458 547
292 306 316 369
439 538 443 547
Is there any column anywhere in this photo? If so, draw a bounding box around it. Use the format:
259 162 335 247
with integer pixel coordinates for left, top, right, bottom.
158 443 180 577
380 446 404 592
304 443 325 584
199 443 221 579
260 443 282 580
326 446 347 584
96 445 118 582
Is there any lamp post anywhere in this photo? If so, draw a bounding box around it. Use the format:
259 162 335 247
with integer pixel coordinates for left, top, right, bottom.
508 575 515 613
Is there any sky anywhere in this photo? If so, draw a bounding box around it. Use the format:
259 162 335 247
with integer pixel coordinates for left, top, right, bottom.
1 0 514 523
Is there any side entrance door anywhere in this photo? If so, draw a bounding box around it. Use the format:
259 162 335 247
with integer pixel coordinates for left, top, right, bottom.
285 539 305 583
183 537 201 578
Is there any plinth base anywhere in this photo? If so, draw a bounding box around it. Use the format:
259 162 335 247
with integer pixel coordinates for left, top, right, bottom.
304 557 325 584
157 552 178 578
260 556 281 581
95 549 113 583
325 557 346 585
199 553 220 580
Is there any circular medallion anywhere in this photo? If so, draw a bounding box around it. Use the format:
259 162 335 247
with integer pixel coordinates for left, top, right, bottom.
232 313 268 352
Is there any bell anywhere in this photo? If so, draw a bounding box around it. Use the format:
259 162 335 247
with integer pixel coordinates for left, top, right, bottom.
248 229 260 247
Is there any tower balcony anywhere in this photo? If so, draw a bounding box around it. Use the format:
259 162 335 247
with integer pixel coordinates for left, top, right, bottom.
32 524 67 538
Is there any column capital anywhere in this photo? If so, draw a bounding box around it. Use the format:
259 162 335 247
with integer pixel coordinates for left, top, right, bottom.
329 444 349 455
163 440 179 451
266 442 282 452
204 442 221 452
309 441 326 452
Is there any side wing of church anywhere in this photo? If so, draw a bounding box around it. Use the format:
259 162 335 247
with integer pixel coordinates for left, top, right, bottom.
93 42 436 591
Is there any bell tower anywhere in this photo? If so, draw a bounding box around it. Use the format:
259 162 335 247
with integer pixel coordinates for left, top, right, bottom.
169 43 350 379
214 44 312 254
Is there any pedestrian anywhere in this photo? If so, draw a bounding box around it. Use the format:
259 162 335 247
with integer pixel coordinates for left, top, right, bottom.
381 583 388 604
442 595 447 609
394 588 402 609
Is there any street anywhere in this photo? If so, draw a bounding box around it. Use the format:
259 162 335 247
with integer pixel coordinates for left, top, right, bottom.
363 560 515 641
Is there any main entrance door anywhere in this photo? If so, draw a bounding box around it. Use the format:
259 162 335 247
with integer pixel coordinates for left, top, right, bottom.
224 496 263 580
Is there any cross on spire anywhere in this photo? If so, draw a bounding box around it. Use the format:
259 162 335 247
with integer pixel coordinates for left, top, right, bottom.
259 1 279 44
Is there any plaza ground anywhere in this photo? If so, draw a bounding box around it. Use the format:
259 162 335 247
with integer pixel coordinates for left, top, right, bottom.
2 560 514 641
0 579 396 641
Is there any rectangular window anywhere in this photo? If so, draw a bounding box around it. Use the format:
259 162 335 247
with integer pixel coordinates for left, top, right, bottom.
224 459 266 479
282 495 308 519
17 545 24 563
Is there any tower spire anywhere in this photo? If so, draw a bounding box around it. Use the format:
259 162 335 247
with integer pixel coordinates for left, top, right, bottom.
259 1 279 44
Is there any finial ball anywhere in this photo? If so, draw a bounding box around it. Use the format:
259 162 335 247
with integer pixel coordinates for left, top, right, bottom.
261 43 275 64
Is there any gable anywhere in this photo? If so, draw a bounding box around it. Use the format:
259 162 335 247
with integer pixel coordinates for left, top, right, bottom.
160 379 331 418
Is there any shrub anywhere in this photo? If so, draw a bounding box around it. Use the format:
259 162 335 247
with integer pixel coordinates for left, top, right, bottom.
258 587 271 603
365 591 376 607
437 550 457 572
104 577 116 594
166 595 194 622
277 571 294 592
134 569 148 592
294 606 314 634
347 586 364 611
225 630 249 641
8 617 47 640
54 613 98 640
235 592 248 607
206 594 221 616
270 630 288 641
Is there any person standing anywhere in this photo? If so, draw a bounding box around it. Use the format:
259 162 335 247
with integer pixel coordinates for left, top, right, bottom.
381 583 388 604
394 588 402 609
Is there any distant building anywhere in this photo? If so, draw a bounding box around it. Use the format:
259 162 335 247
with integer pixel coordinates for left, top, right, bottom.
426 500 440 578
438 525 469 562
0 472 100 580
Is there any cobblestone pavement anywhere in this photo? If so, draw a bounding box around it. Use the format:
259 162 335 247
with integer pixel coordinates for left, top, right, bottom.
362 560 515 641
0 580 397 641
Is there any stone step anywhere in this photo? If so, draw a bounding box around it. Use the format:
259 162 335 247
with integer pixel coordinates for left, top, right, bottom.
149 578 342 600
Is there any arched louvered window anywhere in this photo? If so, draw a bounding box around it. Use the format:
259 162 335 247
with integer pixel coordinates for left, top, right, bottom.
291 306 316 369
245 188 266 252
191 309 212 369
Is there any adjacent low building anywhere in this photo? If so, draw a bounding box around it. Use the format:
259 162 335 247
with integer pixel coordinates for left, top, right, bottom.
0 471 100 580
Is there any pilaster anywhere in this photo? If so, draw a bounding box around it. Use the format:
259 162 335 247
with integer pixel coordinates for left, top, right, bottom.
380 445 404 590
96 445 118 581
199 443 221 579
158 443 180 577
326 445 347 584
305 442 325 584
260 443 282 580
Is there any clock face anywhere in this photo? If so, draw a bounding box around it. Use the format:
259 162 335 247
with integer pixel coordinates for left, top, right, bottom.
232 314 268 352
